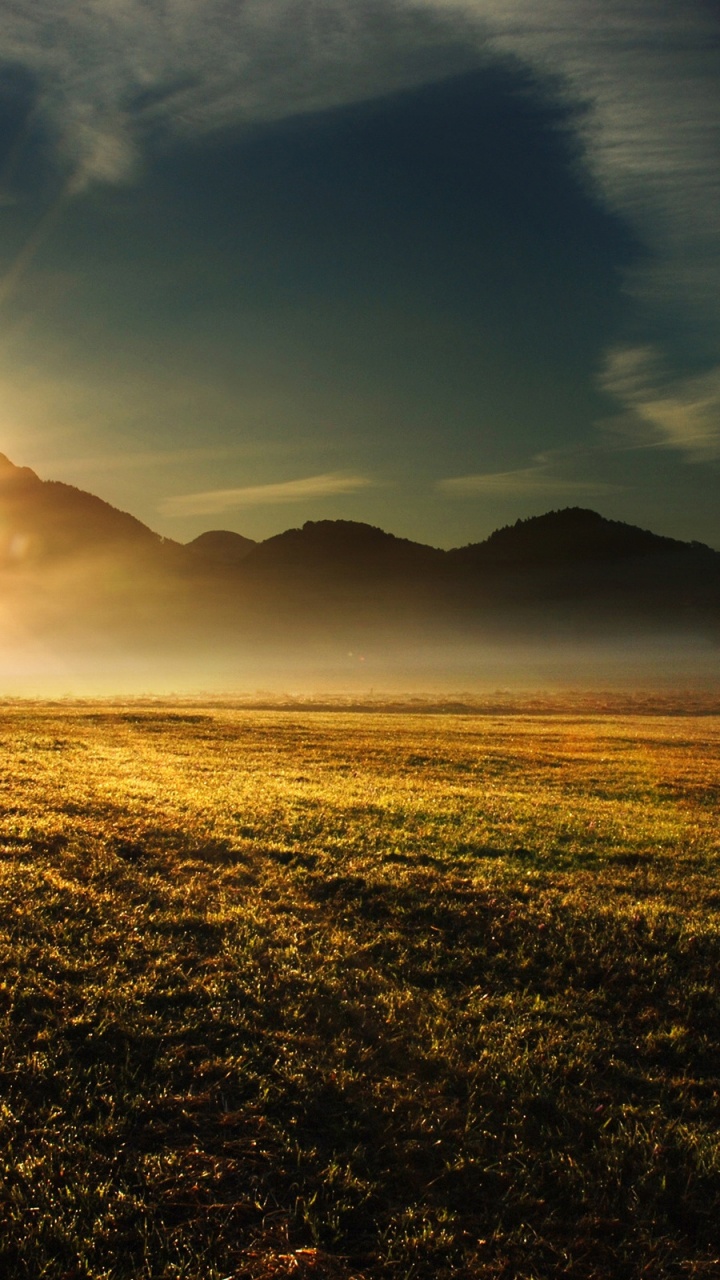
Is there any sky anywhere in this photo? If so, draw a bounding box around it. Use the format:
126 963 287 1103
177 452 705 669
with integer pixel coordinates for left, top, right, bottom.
0 0 718 549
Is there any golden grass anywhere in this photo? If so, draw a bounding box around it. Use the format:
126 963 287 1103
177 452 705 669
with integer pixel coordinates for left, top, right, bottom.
0 701 719 1277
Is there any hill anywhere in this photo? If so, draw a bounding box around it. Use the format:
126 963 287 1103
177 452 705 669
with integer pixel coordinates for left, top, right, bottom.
450 507 714 565
441 507 720 632
0 456 718 669
242 518 442 576
185 529 257 566
0 453 168 567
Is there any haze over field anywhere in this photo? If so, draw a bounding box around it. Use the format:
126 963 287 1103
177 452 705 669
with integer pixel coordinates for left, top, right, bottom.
0 452 717 694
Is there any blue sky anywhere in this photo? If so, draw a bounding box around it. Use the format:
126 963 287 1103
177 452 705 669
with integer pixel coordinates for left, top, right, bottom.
0 0 718 547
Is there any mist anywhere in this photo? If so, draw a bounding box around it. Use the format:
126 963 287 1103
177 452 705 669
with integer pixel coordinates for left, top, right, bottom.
1 455 718 699
0 621 716 700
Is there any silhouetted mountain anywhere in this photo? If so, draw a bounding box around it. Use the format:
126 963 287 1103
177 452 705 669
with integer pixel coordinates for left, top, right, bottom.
0 452 168 566
0 455 718 662
186 530 256 566
443 507 720 631
242 520 443 578
449 507 713 566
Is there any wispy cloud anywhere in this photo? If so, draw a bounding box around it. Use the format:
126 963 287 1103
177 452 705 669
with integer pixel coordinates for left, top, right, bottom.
3 2 717 335
600 346 720 461
0 0 483 191
3 3 717 305
439 465 621 498
0 1 482 300
3 0 718 468
432 1 720 327
160 472 372 517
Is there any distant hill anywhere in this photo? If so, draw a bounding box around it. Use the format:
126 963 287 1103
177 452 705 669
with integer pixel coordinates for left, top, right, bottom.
241 519 443 578
185 530 257 566
440 508 720 635
0 453 168 567
0 455 718 652
449 507 714 566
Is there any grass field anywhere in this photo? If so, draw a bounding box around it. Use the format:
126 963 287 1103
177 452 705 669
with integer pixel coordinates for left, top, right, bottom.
1 699 719 1278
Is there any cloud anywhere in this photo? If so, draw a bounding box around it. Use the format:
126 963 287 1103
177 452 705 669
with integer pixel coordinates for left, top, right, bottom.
0 0 484 190
600 346 720 461
160 471 372 517
2 0 718 460
3 2 717 325
432 2 720 316
438 466 620 498
422 1 720 457
3 2 717 295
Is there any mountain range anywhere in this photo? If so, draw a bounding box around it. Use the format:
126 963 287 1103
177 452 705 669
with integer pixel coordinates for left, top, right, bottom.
1 453 718 673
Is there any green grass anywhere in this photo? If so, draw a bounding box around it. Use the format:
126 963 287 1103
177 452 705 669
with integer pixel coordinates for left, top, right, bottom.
0 701 719 1278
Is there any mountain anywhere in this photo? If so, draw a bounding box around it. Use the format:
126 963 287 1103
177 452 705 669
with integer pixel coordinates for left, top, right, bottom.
0 455 192 653
185 530 257 566
241 519 442 576
443 507 720 632
0 456 718 658
449 507 714 566
0 453 168 566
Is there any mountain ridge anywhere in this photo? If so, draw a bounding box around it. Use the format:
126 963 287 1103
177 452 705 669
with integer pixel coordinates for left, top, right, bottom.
0 452 168 565
0 453 718 653
451 507 716 564
1 453 716 563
